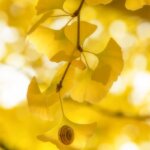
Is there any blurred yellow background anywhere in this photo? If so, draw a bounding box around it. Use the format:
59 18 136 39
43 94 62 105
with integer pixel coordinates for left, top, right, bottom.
0 0 150 150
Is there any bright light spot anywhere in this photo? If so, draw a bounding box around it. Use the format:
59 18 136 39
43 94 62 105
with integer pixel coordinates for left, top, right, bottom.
6 53 26 68
110 75 128 94
0 43 6 59
0 21 19 43
140 142 150 150
133 54 147 70
109 20 137 49
137 22 150 40
119 142 139 150
0 21 19 59
129 71 150 105
0 64 29 109
110 20 126 38
87 20 104 39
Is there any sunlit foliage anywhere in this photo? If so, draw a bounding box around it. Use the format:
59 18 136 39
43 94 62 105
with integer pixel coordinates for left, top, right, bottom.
1 0 150 150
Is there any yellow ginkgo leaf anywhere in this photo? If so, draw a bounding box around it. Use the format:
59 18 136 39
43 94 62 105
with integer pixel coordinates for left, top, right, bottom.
69 69 106 103
72 59 86 70
85 0 112 5
69 39 123 103
64 21 97 46
125 0 150 10
27 77 59 120
27 64 75 120
27 26 75 62
92 38 124 90
51 50 80 62
28 10 68 34
83 29 110 54
81 52 99 70
36 0 66 15
38 115 96 150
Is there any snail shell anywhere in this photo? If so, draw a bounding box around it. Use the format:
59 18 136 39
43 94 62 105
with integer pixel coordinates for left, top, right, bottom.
58 125 74 145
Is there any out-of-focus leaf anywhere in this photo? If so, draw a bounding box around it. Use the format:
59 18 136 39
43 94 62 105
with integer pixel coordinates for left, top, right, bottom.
64 21 97 46
27 77 59 120
69 69 106 103
125 0 150 10
38 116 96 150
27 11 53 34
85 0 112 5
36 0 66 15
92 39 124 90
28 10 69 34
28 26 75 62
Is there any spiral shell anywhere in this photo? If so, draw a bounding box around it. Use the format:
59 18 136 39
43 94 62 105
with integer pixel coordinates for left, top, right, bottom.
58 125 74 145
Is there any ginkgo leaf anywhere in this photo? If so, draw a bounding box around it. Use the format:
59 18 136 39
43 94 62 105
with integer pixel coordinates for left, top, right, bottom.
125 0 150 10
38 116 96 150
51 51 86 70
64 21 97 46
27 77 59 120
85 0 112 5
51 50 80 62
27 26 75 62
27 11 53 34
83 29 110 54
36 0 66 15
28 10 69 34
72 59 86 70
92 38 124 89
68 39 123 103
69 69 107 103
27 64 75 120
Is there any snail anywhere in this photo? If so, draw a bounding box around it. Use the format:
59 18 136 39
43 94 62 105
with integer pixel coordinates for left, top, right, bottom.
58 125 74 145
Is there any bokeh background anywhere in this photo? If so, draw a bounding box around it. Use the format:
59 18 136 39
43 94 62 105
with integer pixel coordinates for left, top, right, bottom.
0 0 150 149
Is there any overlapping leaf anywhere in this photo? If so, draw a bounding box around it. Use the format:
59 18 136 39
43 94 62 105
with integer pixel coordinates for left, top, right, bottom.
27 77 58 120
28 21 97 66
64 21 97 46
28 26 75 62
28 10 69 34
27 64 74 120
38 116 96 150
68 39 123 103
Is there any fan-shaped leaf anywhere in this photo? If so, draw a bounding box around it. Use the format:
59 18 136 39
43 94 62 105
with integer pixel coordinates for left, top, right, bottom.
64 21 97 46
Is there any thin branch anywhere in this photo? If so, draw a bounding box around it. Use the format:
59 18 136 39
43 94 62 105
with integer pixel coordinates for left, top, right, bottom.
56 0 85 92
56 62 71 92
56 0 85 116
73 0 85 16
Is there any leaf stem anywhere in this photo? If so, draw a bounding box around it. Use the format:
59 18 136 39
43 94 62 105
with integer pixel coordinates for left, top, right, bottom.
56 62 71 92
56 0 85 115
58 91 65 117
56 0 85 92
